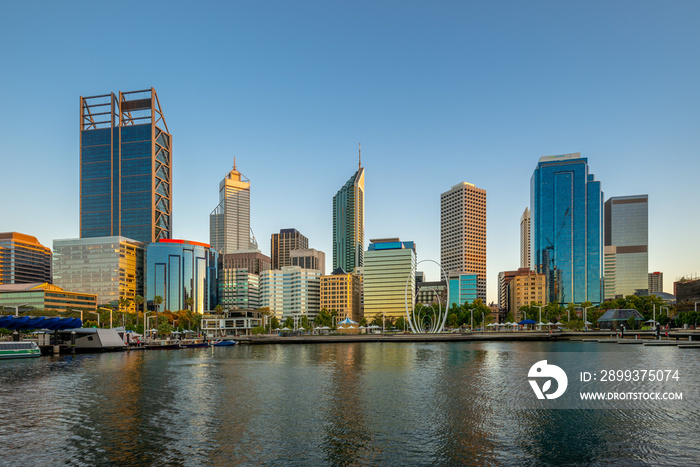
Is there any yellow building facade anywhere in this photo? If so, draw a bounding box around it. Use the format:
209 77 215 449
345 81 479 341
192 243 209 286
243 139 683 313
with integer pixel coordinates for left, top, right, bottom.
320 271 362 322
509 271 546 313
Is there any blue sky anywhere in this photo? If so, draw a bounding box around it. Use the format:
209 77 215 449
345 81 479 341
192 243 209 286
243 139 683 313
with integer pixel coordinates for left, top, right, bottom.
1 1 698 302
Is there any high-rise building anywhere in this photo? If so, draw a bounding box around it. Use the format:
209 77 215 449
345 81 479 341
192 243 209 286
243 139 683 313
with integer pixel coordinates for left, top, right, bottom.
498 270 519 314
333 152 365 273
416 280 448 307
440 182 487 300
364 238 416 320
145 239 217 314
603 195 648 299
0 233 52 285
320 268 362 322
218 268 260 311
648 272 663 295
220 250 271 275
271 229 308 270
53 236 144 311
260 266 321 320
80 88 172 244
520 207 531 269
531 153 603 304
210 160 257 254
290 248 326 275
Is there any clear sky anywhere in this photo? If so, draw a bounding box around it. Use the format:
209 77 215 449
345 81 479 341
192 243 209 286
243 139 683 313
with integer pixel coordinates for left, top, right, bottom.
1 1 698 303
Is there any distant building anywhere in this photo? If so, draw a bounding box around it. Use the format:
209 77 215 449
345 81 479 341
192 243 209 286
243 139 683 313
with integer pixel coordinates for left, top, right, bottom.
531 153 602 304
498 270 520 314
260 266 321 320
53 236 144 311
0 232 52 285
271 229 308 270
416 281 447 307
202 310 263 337
364 238 416 320
648 272 663 295
145 239 217 314
441 182 487 300
603 195 648 299
333 151 365 273
320 268 362 322
210 160 257 254
674 278 700 305
80 88 171 244
218 268 260 311
509 270 546 314
448 273 478 308
520 207 531 269
220 250 271 275
0 283 96 312
290 249 326 275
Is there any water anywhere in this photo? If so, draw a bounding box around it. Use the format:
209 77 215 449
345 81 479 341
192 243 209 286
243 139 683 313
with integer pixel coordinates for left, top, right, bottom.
1 341 699 466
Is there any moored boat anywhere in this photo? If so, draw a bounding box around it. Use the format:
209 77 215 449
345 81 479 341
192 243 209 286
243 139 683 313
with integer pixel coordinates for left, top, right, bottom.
179 339 209 348
211 339 237 346
146 339 181 350
0 341 41 359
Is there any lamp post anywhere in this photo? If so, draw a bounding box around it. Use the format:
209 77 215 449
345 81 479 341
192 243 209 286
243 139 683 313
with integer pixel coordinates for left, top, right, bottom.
14 303 29 317
534 305 545 329
584 306 595 330
382 311 386 334
695 302 699 313
144 311 152 339
98 307 113 328
87 311 100 328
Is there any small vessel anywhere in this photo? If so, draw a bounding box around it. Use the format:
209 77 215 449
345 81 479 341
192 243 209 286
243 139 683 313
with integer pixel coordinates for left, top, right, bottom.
146 339 181 350
0 341 41 359
211 339 237 347
179 339 209 348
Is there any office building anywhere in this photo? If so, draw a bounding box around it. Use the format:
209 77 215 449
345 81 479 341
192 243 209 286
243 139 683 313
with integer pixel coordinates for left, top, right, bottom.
509 270 547 315
440 182 487 301
603 195 648 299
53 236 144 311
674 277 700 305
260 266 321 320
448 273 478 308
320 268 362 322
648 272 663 295
416 281 448 307
210 160 257 254
218 268 260 311
520 207 531 269
531 153 603 304
364 238 416 320
333 153 365 273
80 88 171 244
498 270 520 314
220 250 271 275
145 239 217 314
0 283 97 312
290 248 326 275
0 232 52 285
271 229 308 270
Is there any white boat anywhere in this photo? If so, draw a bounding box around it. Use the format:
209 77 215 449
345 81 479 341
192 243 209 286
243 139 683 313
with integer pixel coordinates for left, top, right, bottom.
0 341 41 359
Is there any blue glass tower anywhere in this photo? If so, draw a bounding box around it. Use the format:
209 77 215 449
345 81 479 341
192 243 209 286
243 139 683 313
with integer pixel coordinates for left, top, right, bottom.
531 153 603 304
80 89 172 244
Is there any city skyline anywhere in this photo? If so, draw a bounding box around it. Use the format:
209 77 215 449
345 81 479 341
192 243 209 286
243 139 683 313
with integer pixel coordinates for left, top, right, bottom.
1 2 699 303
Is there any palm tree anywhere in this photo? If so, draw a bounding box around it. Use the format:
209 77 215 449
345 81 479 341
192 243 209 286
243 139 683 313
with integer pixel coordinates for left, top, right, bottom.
154 295 163 339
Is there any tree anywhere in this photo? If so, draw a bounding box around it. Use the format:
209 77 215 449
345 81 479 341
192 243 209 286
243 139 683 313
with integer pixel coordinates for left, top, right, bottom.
282 316 294 329
371 313 383 327
215 304 223 314
626 315 637 330
154 295 163 338
395 316 406 332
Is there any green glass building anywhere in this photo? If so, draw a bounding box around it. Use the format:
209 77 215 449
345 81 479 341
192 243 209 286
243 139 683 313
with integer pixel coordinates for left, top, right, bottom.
332 156 364 273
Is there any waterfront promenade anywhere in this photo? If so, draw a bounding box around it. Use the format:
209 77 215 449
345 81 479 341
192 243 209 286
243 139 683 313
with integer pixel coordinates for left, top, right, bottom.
236 330 700 345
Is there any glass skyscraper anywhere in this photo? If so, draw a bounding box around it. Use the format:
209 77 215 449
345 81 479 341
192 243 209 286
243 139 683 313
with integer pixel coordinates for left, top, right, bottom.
332 154 365 273
603 195 648 299
146 240 218 314
531 153 603 304
80 88 172 244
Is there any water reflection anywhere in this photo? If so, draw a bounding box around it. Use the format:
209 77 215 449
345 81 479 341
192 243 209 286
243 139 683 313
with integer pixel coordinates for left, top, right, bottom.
1 342 699 466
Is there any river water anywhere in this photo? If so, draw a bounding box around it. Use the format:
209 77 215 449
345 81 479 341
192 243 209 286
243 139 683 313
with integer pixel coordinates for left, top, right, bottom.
1 341 699 466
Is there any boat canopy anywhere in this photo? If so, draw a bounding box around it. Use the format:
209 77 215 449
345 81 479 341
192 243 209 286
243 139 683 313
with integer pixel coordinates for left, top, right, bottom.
0 316 82 331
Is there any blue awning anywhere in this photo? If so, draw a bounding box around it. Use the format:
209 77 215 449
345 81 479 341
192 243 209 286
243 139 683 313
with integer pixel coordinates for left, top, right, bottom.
0 316 82 331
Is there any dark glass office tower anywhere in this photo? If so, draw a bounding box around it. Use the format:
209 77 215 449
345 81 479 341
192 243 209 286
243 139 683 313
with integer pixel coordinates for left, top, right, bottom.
332 153 364 273
80 88 172 244
531 153 603 305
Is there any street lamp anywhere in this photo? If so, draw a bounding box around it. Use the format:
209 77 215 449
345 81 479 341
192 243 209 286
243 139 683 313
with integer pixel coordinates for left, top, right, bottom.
534 305 545 329
87 311 100 328
143 310 152 337
13 303 29 317
98 307 113 328
584 306 595 330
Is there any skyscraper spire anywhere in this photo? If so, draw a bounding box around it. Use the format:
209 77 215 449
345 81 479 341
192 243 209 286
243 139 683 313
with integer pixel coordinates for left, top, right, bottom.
359 143 361 169
233 156 237 171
